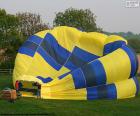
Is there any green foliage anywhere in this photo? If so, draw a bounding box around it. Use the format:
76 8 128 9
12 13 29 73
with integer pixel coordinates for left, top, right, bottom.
0 9 23 69
0 9 49 69
104 31 140 53
128 38 140 53
104 31 140 40
17 12 49 37
0 9 19 48
53 8 101 32
0 61 14 69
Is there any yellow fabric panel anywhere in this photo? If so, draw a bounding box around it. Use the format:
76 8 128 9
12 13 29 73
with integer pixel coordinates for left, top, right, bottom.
13 54 33 84
105 35 127 45
43 74 75 92
99 48 131 83
54 67 70 78
115 78 136 99
77 32 107 56
41 74 86 100
26 52 65 80
21 81 36 89
34 30 50 38
49 26 81 52
41 86 87 100
45 89 87 100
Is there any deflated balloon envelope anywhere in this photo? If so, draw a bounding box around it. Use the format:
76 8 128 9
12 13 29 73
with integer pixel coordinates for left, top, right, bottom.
13 26 139 100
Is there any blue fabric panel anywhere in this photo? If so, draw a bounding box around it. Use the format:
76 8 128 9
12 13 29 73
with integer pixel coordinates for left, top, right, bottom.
64 47 99 71
71 68 86 89
41 39 66 65
73 47 99 62
133 77 139 96
66 53 86 68
121 45 138 77
18 41 38 57
87 84 117 100
58 71 71 79
91 60 106 85
36 76 53 83
28 35 42 45
97 85 108 99
44 33 70 62
21 41 38 51
81 60 106 87
18 47 35 57
37 46 62 70
64 61 77 71
104 41 126 55
107 84 117 99
81 64 96 87
86 87 98 100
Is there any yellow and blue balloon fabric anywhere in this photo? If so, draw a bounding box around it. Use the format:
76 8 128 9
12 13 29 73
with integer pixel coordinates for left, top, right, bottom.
13 26 139 100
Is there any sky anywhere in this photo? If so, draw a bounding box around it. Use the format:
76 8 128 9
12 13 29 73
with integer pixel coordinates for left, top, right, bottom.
0 0 140 33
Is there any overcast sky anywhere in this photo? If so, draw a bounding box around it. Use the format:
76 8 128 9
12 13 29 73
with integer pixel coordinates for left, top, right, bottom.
0 0 140 33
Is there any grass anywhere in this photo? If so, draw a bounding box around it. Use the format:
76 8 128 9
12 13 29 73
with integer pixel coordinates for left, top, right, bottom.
0 75 140 116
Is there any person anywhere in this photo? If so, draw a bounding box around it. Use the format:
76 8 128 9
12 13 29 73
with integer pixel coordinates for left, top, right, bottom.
15 81 22 97
15 80 19 91
33 82 41 98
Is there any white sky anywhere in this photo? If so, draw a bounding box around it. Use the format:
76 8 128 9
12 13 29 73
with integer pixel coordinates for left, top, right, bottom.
0 0 140 33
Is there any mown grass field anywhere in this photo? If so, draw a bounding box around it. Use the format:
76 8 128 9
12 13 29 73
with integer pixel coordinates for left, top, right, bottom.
0 74 140 116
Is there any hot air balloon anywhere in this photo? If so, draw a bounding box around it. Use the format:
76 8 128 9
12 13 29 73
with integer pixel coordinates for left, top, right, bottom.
13 26 139 100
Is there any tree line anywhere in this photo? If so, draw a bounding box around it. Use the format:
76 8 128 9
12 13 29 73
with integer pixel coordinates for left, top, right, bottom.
0 8 140 69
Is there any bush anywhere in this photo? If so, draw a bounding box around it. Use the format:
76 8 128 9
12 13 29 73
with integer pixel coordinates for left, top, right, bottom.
128 38 140 53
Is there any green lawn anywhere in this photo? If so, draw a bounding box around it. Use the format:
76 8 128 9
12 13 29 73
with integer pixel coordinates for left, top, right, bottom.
0 75 140 116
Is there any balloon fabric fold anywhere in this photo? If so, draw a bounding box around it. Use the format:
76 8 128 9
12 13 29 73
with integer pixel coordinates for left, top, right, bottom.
13 26 139 100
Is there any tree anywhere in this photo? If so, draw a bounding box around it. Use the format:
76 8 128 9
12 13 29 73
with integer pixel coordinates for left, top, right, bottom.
17 12 49 37
0 10 50 69
53 8 101 32
0 9 19 48
0 9 22 68
128 38 140 53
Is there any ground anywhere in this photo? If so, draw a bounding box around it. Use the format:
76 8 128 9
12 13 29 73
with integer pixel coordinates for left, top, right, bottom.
0 74 140 116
